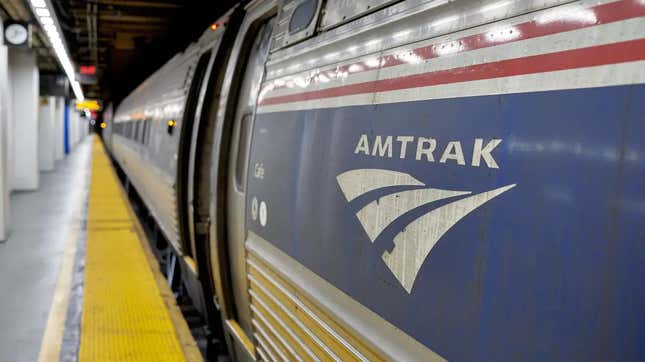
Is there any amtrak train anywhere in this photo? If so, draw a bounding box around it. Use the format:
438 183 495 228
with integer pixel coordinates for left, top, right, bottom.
103 0 645 360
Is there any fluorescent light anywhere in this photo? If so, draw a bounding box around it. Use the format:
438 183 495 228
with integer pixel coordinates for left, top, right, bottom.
35 8 50 16
46 31 60 40
45 28 59 37
71 81 83 101
28 0 84 101
30 0 46 7
39 16 54 25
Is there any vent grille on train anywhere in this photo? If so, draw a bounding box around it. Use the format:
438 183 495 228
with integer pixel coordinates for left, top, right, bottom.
246 254 383 361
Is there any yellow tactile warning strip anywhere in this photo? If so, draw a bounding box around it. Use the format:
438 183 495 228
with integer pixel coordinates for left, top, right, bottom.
79 137 202 361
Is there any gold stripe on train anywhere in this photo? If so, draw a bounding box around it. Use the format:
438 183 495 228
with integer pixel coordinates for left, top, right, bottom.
247 254 384 362
248 276 336 360
254 327 281 362
256 346 272 362
251 319 289 362
251 303 303 361
250 294 318 361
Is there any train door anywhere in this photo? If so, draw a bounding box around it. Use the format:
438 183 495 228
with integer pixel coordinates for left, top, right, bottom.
227 14 275 346
178 50 212 261
208 2 277 360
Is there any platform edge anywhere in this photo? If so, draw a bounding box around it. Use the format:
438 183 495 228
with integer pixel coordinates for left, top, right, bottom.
103 139 204 362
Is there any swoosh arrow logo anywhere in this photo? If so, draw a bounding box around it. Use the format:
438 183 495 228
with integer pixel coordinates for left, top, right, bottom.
337 169 516 293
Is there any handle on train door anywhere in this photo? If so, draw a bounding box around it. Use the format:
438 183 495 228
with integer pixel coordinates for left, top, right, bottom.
234 112 254 192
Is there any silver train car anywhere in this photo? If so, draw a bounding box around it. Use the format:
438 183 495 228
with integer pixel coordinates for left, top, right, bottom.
104 0 645 360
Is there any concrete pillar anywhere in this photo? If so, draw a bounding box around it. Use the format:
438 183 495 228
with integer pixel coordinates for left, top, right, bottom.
0 30 11 240
75 111 80 146
70 110 77 147
82 115 88 138
38 96 55 171
68 109 74 149
54 97 64 161
76 112 85 143
75 112 81 144
9 49 39 191
1 48 12 195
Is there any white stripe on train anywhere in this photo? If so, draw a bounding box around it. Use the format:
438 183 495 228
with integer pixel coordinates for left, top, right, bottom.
262 4 645 100
256 60 645 113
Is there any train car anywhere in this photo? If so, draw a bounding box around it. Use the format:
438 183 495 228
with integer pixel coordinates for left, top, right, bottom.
105 11 228 324
106 0 645 360
101 102 113 148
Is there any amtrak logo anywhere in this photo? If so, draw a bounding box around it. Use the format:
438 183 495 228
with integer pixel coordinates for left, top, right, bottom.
337 169 516 293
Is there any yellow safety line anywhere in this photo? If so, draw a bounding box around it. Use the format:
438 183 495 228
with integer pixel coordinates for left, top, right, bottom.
128 188 204 362
79 137 201 361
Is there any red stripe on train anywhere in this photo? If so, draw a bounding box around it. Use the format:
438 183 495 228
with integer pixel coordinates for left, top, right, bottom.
261 0 645 104
375 0 645 70
259 38 645 106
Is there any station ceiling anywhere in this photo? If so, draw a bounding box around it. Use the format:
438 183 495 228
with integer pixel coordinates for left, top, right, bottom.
2 0 238 105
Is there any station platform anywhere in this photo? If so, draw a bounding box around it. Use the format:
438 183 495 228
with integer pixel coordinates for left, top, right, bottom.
0 136 201 362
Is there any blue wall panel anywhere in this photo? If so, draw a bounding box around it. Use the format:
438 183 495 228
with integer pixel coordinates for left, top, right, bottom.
64 101 70 154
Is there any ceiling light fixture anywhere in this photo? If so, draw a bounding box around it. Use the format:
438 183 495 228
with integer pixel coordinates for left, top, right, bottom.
28 0 84 101
34 8 50 17
30 0 46 8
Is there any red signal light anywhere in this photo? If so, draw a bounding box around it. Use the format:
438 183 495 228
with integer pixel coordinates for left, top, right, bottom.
80 65 96 75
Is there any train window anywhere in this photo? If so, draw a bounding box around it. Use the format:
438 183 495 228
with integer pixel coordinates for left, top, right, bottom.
144 120 151 144
176 50 212 259
271 0 322 50
235 113 252 190
134 121 140 141
289 0 317 33
231 18 276 193
139 121 145 143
